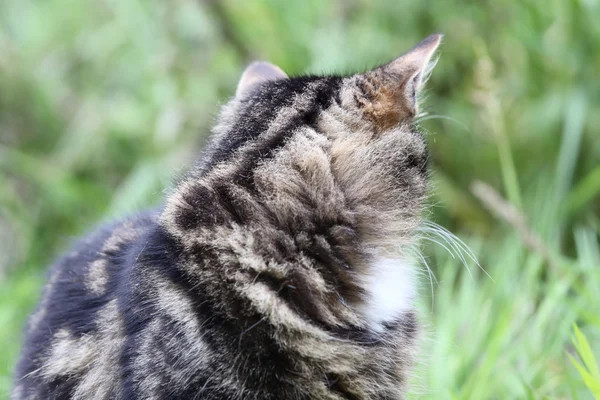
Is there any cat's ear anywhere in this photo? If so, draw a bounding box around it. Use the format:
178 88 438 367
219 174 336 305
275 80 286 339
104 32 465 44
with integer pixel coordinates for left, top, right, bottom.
236 61 288 97
356 33 442 130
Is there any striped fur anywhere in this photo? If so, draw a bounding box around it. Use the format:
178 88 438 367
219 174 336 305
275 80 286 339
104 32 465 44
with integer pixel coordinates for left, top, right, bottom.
13 34 442 399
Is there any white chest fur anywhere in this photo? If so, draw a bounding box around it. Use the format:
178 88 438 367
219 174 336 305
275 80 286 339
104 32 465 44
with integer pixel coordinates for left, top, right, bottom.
360 258 416 332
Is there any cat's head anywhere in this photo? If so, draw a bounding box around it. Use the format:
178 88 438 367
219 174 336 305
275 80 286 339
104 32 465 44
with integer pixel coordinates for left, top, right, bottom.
166 34 441 256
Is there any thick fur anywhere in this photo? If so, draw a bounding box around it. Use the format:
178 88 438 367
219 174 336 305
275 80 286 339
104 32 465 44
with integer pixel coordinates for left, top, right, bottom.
13 36 440 399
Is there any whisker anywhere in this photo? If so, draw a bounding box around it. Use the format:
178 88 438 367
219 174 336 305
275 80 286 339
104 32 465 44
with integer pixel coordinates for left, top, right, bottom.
414 251 437 308
420 221 494 281
424 221 494 281
420 236 456 260
415 114 472 133
423 224 471 276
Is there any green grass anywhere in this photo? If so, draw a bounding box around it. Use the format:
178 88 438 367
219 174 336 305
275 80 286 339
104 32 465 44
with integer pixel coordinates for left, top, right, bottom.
569 325 600 398
1 0 599 398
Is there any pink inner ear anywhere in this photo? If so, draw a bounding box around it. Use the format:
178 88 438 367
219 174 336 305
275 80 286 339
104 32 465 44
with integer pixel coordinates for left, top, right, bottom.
236 61 288 97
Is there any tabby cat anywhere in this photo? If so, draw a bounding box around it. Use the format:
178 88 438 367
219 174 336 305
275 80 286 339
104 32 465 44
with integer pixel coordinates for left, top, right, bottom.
12 34 442 399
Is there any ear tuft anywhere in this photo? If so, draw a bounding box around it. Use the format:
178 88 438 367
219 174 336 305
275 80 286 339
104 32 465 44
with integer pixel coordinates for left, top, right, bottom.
236 61 288 97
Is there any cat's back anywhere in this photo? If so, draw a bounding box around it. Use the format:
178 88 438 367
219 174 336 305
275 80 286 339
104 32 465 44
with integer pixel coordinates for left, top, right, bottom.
12 212 158 399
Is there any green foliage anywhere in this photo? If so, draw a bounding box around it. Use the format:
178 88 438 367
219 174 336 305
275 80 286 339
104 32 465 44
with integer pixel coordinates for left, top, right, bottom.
569 324 600 398
1 0 599 398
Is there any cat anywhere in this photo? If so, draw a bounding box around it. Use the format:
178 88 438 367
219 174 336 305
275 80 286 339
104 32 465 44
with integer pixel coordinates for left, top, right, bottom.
12 33 442 400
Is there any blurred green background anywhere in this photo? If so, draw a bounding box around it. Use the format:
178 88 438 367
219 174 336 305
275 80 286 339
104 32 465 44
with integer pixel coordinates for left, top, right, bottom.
1 0 599 398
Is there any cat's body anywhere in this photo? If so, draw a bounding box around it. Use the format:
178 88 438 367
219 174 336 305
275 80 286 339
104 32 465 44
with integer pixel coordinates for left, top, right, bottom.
13 34 442 400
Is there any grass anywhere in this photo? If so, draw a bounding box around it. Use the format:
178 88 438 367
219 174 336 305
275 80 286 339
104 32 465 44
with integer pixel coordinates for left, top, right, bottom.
569 325 600 398
0 0 599 398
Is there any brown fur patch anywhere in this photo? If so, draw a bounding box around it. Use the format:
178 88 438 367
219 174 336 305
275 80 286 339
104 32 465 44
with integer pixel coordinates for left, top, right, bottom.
353 72 415 133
